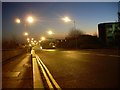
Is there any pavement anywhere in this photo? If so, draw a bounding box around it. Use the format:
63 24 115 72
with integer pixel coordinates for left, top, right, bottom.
2 53 33 88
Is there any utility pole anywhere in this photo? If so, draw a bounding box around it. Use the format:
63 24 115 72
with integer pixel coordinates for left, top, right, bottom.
118 1 120 22
73 20 77 49
118 12 120 22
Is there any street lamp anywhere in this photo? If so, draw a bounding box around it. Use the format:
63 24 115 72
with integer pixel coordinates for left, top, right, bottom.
15 18 21 24
62 16 77 49
47 30 53 35
31 38 34 40
34 40 37 43
27 16 34 23
62 17 71 22
41 36 46 41
24 32 28 36
27 38 30 41
15 16 34 33
62 16 76 29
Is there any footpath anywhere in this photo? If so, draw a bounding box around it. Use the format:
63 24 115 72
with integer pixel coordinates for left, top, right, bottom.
2 53 33 88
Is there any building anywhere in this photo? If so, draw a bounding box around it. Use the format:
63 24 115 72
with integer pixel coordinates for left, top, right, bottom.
98 22 120 47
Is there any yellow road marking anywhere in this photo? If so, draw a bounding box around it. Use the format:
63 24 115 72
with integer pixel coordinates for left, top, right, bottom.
32 58 44 88
37 59 54 89
36 55 61 90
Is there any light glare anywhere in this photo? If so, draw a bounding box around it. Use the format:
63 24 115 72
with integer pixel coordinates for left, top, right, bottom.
27 16 34 23
62 17 71 22
27 38 30 41
15 18 21 23
24 32 28 36
41 37 45 41
48 30 53 35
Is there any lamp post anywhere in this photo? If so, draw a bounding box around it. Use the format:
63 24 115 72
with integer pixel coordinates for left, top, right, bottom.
62 16 77 49
47 30 54 40
15 18 21 24
15 15 34 34
24 32 29 36
62 16 76 30
47 30 53 35
26 16 34 23
15 16 34 43
25 16 34 35
41 36 46 41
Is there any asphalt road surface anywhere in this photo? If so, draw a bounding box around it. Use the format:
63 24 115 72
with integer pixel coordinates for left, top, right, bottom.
36 49 120 88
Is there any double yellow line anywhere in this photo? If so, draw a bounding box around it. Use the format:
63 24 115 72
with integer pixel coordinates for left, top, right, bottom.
36 55 61 90
32 50 61 89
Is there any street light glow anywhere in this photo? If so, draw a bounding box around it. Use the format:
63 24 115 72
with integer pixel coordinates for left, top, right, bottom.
41 36 45 41
29 44 32 47
62 17 71 22
24 32 28 36
31 38 34 40
48 30 53 35
27 16 34 23
34 40 37 43
15 18 21 23
27 38 30 41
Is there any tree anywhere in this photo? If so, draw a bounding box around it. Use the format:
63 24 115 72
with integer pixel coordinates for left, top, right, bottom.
67 28 83 38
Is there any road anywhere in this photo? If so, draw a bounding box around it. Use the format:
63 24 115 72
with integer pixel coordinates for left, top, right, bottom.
35 49 120 88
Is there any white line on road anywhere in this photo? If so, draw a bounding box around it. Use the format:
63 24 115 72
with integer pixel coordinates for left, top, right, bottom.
80 52 120 57
94 54 120 57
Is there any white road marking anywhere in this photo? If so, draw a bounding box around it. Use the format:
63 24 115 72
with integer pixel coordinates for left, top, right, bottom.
80 52 120 57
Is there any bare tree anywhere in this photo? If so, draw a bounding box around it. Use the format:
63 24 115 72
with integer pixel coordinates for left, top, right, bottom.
67 28 83 38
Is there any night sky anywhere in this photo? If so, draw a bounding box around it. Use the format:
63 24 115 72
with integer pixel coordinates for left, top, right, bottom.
2 2 118 41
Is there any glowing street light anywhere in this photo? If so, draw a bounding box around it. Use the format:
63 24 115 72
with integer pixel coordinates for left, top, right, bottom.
27 38 30 41
32 42 35 45
29 44 32 47
34 40 37 43
62 16 77 49
41 36 45 41
27 16 34 23
24 32 28 36
31 38 34 40
48 30 53 35
62 17 71 22
15 18 21 23
62 16 76 29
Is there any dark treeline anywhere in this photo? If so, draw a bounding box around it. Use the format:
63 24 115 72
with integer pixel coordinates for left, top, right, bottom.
56 34 100 49
2 26 120 50
2 39 24 49
55 28 101 49
55 26 120 49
